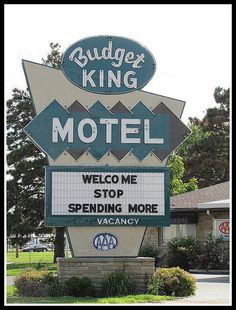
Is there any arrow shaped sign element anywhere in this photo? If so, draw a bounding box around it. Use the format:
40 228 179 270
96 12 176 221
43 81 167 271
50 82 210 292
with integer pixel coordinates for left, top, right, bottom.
24 100 71 160
22 60 189 166
24 99 190 162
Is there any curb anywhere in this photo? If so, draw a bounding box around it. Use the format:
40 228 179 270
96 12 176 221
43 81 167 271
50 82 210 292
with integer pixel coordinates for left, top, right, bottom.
189 269 229 275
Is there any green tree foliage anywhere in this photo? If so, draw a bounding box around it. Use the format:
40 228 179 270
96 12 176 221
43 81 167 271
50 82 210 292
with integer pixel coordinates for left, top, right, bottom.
7 43 64 260
6 89 50 255
177 87 230 188
42 42 61 68
167 155 198 196
175 124 210 158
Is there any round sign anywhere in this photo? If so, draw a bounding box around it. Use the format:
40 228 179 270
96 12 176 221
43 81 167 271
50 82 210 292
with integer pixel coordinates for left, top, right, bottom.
61 35 156 94
93 232 118 251
219 221 229 234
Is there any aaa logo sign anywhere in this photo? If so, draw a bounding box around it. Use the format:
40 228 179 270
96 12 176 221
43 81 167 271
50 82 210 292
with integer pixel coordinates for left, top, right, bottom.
215 219 229 241
93 232 118 251
219 221 229 234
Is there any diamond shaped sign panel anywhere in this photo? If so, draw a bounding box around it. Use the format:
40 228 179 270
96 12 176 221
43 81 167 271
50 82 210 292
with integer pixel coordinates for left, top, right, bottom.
24 99 190 162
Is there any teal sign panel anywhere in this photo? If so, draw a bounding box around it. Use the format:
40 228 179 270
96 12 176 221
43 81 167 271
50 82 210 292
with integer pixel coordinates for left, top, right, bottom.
23 100 170 161
44 166 170 227
61 35 156 94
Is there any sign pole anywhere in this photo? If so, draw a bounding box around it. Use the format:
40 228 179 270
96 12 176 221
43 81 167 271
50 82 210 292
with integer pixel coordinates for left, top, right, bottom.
65 234 69 258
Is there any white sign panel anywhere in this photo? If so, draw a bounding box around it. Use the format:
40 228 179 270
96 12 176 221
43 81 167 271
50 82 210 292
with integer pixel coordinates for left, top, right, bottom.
51 171 165 216
215 219 229 241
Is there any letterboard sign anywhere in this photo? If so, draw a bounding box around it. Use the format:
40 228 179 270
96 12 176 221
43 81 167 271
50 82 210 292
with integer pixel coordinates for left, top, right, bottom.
45 166 170 227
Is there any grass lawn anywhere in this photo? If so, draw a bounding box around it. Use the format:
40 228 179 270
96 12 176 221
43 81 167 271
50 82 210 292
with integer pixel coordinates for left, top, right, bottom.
6 286 175 304
6 251 57 276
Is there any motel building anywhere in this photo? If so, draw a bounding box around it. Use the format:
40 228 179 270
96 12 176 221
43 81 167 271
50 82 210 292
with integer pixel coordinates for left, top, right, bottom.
143 181 230 260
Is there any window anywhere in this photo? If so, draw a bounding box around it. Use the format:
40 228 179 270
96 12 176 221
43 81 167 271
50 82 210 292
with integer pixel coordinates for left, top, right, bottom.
161 224 196 245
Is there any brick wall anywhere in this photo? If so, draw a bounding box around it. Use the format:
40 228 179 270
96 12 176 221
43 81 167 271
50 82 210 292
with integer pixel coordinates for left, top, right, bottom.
196 211 229 240
142 227 159 246
57 257 155 294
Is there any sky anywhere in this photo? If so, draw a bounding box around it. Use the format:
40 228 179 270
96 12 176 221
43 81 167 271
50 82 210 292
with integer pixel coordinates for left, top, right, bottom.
4 4 231 124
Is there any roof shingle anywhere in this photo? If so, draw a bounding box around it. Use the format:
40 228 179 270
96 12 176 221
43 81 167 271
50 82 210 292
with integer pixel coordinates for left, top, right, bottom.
170 181 230 209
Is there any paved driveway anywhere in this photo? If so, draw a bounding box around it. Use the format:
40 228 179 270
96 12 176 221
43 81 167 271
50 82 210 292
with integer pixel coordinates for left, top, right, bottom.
7 276 15 286
163 273 231 305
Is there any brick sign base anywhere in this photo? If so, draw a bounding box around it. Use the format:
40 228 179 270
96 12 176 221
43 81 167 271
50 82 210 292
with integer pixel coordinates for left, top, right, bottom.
57 257 155 294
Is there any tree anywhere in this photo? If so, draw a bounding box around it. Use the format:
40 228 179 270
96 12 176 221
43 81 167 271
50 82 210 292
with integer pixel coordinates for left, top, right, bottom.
177 87 230 188
7 43 65 261
167 155 198 196
175 124 210 158
42 42 61 67
6 88 51 256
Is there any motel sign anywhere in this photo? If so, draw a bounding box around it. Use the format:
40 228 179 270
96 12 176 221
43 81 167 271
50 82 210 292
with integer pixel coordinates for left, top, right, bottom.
23 35 190 229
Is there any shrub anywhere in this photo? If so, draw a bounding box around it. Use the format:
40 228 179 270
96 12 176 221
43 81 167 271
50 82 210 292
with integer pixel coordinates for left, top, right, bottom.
14 268 67 297
149 267 196 297
64 276 96 297
167 236 202 270
42 273 67 297
14 268 51 297
101 270 135 297
147 277 165 295
194 234 229 270
138 242 160 267
167 234 229 271
35 261 46 270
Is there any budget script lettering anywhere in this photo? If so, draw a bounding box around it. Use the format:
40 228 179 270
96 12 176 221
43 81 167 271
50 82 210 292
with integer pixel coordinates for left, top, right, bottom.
68 40 145 88
52 118 164 144
69 41 145 68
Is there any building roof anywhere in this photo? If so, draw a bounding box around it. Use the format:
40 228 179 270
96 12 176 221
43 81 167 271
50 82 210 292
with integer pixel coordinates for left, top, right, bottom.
170 181 230 210
198 199 229 209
